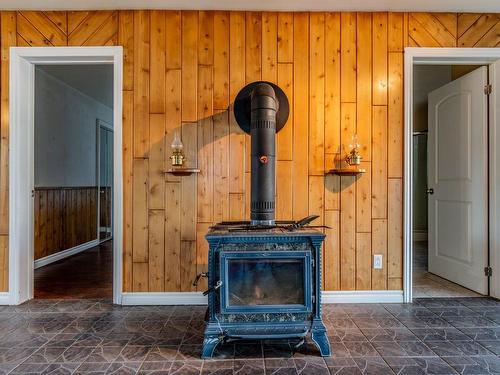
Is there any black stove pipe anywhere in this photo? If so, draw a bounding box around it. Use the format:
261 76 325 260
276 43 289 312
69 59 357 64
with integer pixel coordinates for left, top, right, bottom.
233 81 289 226
250 83 277 225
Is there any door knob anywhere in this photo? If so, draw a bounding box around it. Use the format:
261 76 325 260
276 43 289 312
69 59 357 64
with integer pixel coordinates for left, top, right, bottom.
426 188 434 195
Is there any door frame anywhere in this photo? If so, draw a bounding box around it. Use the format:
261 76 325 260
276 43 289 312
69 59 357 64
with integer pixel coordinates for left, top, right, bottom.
96 119 114 242
9 47 123 305
404 47 500 302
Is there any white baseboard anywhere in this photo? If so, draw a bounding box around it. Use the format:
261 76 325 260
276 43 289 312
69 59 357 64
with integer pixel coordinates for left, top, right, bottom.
0 292 11 305
120 290 404 305
321 290 404 303
34 239 99 269
413 230 428 241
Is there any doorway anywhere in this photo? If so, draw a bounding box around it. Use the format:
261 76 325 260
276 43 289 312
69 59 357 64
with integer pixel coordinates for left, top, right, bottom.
404 48 500 302
9 47 123 305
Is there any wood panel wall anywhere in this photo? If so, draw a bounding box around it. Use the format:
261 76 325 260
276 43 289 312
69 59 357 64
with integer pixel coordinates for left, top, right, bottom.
34 187 98 260
0 11 498 293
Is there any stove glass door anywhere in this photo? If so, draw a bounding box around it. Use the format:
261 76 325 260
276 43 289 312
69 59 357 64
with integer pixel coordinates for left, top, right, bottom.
220 251 312 313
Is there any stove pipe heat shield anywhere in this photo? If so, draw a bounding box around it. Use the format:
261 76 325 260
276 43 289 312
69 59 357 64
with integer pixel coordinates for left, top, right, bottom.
234 82 290 225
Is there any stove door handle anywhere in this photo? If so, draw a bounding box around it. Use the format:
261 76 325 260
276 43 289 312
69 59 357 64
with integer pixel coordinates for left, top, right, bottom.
203 280 222 296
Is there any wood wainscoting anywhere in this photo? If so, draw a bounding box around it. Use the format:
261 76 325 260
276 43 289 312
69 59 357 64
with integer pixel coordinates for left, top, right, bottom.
34 187 98 260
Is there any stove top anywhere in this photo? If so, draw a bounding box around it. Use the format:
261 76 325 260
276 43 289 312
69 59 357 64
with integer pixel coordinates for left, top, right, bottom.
208 216 326 234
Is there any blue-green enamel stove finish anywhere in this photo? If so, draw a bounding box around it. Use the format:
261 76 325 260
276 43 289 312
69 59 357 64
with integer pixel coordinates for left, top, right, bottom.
202 227 330 358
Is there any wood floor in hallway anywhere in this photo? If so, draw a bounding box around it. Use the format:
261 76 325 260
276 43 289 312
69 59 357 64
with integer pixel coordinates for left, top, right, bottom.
34 240 113 299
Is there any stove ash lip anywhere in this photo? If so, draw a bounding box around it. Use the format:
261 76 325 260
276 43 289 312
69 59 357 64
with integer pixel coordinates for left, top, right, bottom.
233 81 290 227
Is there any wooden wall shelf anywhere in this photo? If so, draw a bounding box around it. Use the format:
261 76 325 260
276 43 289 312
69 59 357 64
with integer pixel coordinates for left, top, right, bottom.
165 168 200 176
327 168 366 176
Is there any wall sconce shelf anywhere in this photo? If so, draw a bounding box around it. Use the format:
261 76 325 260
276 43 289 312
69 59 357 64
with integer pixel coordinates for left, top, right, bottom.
165 168 200 176
327 168 366 176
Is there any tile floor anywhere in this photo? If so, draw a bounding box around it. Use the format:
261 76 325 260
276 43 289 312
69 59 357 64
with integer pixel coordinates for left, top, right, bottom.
413 241 482 298
0 298 499 374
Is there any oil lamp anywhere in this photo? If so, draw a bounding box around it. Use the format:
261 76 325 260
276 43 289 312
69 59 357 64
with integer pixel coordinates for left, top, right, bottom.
345 133 362 166
170 132 186 167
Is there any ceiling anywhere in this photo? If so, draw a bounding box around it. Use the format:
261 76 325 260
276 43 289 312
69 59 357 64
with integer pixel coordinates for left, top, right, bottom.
1 0 499 11
37 64 114 108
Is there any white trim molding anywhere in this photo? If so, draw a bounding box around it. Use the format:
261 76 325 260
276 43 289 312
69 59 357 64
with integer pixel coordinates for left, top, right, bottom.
1 0 499 12
404 47 500 303
0 293 11 305
9 46 123 305
34 240 99 269
120 290 404 306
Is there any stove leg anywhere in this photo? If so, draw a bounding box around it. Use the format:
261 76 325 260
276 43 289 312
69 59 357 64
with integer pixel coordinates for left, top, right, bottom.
311 320 331 357
202 323 222 358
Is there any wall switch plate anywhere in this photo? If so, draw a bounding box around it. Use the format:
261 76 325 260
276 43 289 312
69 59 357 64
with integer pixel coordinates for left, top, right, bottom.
373 255 383 269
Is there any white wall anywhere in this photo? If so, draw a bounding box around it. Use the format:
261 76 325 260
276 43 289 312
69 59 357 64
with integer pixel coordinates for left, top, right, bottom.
34 68 113 187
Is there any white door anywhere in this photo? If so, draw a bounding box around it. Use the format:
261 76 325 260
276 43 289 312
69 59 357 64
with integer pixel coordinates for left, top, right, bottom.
427 66 488 295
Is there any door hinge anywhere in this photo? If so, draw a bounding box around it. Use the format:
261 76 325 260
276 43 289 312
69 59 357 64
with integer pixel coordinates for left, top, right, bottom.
485 266 492 277
484 84 492 95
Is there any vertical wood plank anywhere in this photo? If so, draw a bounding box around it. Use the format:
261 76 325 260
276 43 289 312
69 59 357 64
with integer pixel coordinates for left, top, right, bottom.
276 160 292 220
148 209 165 291
292 12 309 220
0 236 8 291
356 232 372 290
197 66 214 223
213 11 229 111
372 105 387 219
132 262 149 292
262 12 277 83
388 178 403 287
165 182 181 291
277 63 293 161
149 114 165 209
308 176 324 225
165 11 181 69
198 11 214 66
150 10 166 114
119 11 134 91
388 12 404 52
122 90 134 291
340 12 356 103
133 10 150 158
196 223 211 290
372 218 388 290
165 69 182 183
388 52 403 178
277 12 293 63
356 162 371 232
182 11 198 122
309 13 325 176
372 12 388 106
324 210 340 290
213 111 230 223
180 240 196 291
132 159 149 263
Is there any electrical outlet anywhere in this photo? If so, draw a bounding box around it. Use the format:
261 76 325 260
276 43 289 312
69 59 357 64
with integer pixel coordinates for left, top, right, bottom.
373 254 383 269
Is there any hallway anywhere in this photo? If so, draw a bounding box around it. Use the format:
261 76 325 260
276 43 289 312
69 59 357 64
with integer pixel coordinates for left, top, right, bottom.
34 241 113 300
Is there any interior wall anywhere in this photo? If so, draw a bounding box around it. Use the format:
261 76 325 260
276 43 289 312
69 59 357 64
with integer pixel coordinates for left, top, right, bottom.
35 67 113 188
0 11 498 294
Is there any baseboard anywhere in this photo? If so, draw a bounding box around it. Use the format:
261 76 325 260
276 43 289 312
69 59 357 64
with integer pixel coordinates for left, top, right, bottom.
0 292 11 305
321 290 404 303
413 230 428 241
120 290 404 305
34 239 99 269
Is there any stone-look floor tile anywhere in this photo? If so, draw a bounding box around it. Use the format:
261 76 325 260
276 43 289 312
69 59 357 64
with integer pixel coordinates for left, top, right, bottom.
442 355 500 374
24 347 67 364
410 328 472 342
265 367 298 375
329 342 351 358
352 317 404 329
458 327 500 340
328 328 367 342
138 361 173 375
372 341 435 357
476 340 500 355
414 298 465 308
324 358 362 375
427 307 478 317
46 333 83 348
211 344 234 360
294 358 329 375
41 362 81 374
75 361 112 374
106 362 142 374
342 342 380 357
0 347 38 364
360 328 419 342
456 298 500 307
353 357 395 375
169 360 203 375
233 344 263 359
115 345 151 362
427 340 493 356
397 316 452 329
200 359 233 375
324 319 358 329
73 333 104 347
56 346 94 363
145 346 178 361
86 346 125 363
443 316 497 328
263 344 294 358
384 356 457 375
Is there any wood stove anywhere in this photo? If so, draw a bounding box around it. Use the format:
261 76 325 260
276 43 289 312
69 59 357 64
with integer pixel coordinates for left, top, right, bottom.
201 82 331 358
202 224 329 358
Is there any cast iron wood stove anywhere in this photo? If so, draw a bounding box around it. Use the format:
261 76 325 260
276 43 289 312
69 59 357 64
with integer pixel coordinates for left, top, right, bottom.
200 82 331 358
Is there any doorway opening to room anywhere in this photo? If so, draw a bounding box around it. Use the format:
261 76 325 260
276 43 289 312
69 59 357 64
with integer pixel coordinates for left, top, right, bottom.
404 48 500 302
9 47 123 305
33 65 114 300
